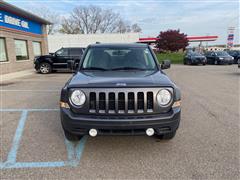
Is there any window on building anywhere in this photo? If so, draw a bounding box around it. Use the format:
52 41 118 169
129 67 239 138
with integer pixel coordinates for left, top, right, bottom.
33 41 42 56
0 38 8 62
14 40 29 60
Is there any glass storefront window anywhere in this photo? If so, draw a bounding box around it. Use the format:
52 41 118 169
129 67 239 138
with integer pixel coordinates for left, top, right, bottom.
0 38 8 62
14 39 29 60
33 41 42 56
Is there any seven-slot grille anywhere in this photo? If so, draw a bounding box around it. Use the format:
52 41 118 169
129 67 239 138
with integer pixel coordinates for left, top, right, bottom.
89 91 154 114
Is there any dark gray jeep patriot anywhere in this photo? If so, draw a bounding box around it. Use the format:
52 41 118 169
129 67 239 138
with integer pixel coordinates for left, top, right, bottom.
60 43 181 141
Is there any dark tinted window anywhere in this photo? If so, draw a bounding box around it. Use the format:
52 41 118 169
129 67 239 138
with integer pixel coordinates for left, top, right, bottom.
205 52 212 56
228 51 239 56
190 52 202 56
55 48 69 56
69 48 83 56
215 51 229 56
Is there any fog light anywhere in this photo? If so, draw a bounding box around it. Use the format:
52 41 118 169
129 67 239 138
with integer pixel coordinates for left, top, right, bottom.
89 129 98 137
146 128 154 136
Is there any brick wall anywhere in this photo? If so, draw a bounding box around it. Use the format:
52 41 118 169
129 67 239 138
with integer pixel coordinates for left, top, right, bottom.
0 25 49 74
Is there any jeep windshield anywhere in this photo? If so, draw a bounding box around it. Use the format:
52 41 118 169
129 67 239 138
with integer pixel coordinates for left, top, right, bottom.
81 47 157 71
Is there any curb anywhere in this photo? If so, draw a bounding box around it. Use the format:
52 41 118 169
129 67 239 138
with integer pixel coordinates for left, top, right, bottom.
0 69 35 82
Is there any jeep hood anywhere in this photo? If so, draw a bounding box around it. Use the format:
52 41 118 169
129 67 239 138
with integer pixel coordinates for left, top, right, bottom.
67 71 175 88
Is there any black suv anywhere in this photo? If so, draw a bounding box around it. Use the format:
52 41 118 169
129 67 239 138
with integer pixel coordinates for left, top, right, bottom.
205 51 234 65
226 50 240 64
184 51 207 65
34 47 85 74
60 43 181 141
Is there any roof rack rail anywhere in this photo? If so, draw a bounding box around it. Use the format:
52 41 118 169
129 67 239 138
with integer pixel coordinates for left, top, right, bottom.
96 42 101 44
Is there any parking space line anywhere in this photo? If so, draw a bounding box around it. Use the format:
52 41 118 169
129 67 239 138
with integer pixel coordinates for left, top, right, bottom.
65 139 75 161
76 136 88 161
0 109 88 169
0 90 60 92
6 110 28 164
0 109 59 112
3 161 66 169
64 136 88 165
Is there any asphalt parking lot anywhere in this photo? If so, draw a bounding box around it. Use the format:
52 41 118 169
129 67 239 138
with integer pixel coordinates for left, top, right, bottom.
0 65 239 179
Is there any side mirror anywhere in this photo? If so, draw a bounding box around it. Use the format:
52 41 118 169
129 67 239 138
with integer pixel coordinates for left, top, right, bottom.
161 60 171 69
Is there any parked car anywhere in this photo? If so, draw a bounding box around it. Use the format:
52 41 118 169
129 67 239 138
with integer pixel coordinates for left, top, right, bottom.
60 43 181 141
184 51 207 65
205 51 234 65
34 47 85 74
226 50 240 64
238 59 240 68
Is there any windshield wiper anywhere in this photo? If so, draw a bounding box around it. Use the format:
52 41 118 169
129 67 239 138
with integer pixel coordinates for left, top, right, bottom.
82 67 108 71
111 67 150 71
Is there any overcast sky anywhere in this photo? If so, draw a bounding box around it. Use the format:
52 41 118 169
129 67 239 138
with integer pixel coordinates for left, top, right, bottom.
6 0 239 45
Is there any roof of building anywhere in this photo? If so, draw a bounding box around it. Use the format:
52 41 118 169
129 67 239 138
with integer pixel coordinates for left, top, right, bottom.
89 43 148 48
0 0 52 24
139 37 160 42
138 36 219 43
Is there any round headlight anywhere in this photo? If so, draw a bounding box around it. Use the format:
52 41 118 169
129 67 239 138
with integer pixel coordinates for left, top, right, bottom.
70 90 86 106
157 89 172 106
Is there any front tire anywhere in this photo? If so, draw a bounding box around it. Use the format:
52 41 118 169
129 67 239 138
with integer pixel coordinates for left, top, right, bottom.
39 62 52 74
63 129 82 141
155 130 176 140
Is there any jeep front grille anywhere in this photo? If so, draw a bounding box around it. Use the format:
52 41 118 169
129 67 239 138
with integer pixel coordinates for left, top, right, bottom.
89 91 154 114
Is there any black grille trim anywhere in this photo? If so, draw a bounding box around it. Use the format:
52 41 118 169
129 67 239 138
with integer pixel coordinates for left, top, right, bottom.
88 90 158 114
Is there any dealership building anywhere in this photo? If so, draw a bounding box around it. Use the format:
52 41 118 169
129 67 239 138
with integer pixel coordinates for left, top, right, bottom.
0 1 51 74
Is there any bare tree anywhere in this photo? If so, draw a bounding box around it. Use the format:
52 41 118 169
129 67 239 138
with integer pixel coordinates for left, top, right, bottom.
59 5 140 34
30 7 60 34
58 18 81 34
115 20 129 33
100 9 121 33
131 23 142 33
67 6 106 34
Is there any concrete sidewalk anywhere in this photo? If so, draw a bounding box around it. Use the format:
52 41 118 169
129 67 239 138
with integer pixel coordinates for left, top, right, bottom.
0 69 35 82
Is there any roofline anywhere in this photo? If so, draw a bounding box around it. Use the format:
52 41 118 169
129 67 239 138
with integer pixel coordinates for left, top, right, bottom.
187 36 218 40
138 36 218 43
0 0 52 25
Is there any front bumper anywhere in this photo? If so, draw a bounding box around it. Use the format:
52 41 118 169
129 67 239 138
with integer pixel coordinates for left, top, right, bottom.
192 59 206 64
34 61 40 70
61 107 181 136
219 59 233 64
